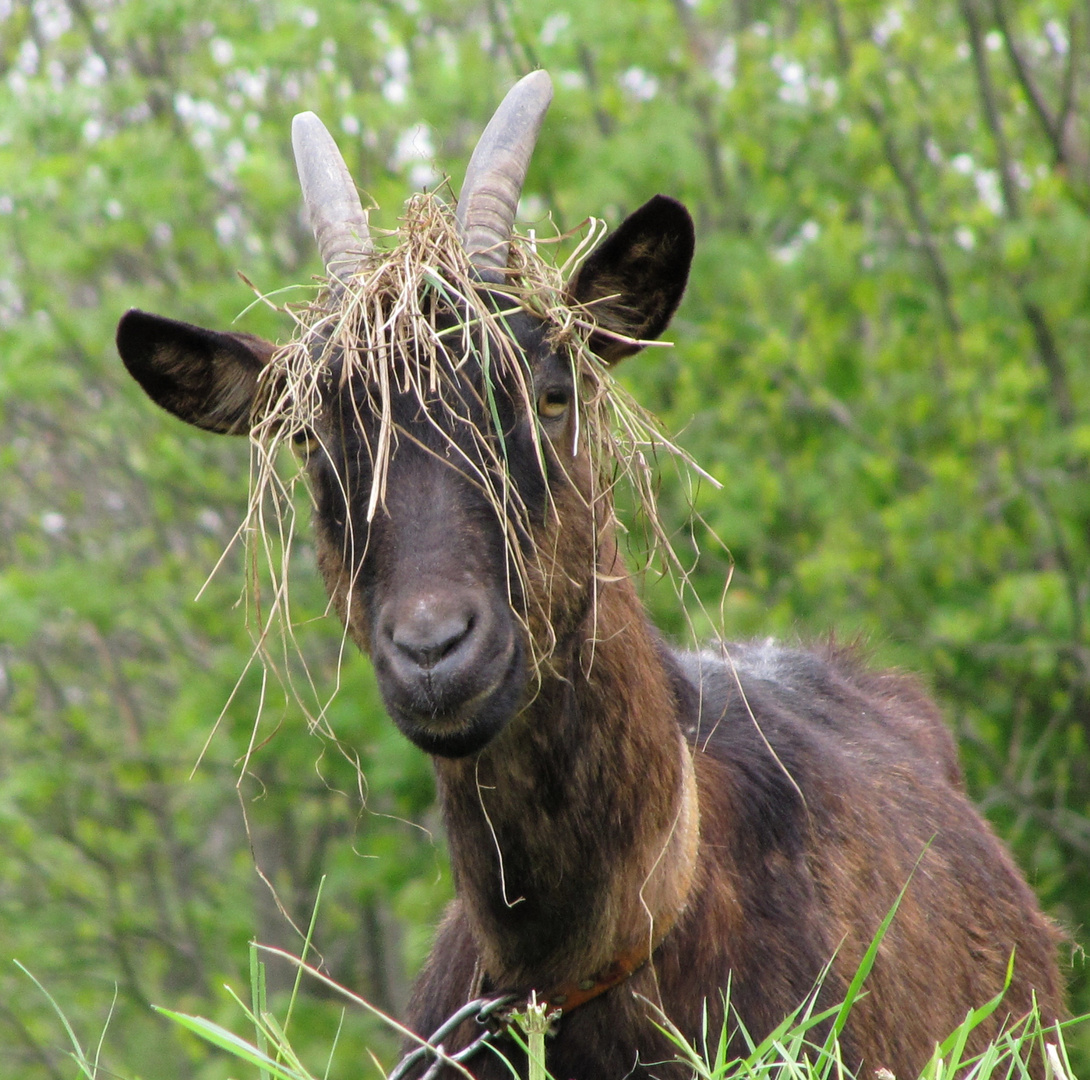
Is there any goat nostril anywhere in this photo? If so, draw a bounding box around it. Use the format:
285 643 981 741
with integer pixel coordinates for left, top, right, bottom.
390 609 474 670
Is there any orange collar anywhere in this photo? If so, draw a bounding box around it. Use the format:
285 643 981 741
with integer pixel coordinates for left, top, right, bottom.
474 919 674 1037
537 930 668 1016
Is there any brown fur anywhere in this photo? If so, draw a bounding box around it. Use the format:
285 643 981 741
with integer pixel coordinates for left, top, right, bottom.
403 562 1065 1080
116 193 1065 1080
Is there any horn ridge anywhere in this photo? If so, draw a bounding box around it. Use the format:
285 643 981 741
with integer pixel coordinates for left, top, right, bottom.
291 111 372 278
457 70 553 275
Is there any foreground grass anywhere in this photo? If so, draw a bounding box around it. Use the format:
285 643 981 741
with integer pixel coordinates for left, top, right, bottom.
17 875 1083 1080
20 943 1085 1080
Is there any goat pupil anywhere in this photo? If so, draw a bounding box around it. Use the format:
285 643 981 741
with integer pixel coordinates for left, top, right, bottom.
539 387 568 417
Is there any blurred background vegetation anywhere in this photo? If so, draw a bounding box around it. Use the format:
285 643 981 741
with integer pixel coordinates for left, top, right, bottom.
1 0 1087 1076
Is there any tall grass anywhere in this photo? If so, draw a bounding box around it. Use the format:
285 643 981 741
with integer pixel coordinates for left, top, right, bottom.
147 954 1090 1080
21 938 1082 1080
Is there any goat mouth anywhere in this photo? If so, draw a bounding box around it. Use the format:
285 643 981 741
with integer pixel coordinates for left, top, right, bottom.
381 634 527 758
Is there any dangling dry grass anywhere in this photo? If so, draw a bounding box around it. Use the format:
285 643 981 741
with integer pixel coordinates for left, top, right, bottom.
225 191 717 749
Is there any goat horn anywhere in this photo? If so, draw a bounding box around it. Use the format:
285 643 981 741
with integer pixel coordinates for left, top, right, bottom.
457 70 553 277
291 111 372 279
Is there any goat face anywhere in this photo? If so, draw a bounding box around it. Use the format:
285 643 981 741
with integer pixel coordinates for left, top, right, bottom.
117 193 694 758
304 294 582 758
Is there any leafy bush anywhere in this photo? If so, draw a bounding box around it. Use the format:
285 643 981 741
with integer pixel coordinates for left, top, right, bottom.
1 0 1087 1076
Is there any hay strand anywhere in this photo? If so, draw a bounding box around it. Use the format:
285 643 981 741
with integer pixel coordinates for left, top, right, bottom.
243 191 716 690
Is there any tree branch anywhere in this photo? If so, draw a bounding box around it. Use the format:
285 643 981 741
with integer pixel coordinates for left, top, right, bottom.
576 43 615 138
1021 300 1075 427
960 2 1078 428
961 0 1021 218
824 0 959 336
669 0 746 230
865 99 962 337
991 0 1089 184
990 0 1062 154
823 0 854 70
1057 10 1080 141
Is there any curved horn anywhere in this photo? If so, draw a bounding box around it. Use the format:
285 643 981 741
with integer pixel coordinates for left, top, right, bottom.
291 111 372 278
457 70 553 276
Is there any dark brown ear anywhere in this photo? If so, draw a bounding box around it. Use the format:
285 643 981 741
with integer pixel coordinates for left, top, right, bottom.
566 195 694 364
117 309 277 435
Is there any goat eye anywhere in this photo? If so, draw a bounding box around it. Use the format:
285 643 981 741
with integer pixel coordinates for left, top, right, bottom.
537 387 570 420
291 428 319 456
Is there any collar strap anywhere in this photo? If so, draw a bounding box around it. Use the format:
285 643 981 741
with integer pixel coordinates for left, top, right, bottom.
538 927 668 1015
480 914 672 1029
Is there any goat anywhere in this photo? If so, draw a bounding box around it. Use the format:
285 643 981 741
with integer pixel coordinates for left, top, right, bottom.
116 71 1064 1079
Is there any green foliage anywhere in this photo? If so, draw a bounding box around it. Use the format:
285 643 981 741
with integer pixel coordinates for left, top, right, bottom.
1 0 1088 1076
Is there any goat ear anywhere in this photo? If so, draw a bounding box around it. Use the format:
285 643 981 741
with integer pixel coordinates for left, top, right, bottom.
117 309 277 435
566 195 694 364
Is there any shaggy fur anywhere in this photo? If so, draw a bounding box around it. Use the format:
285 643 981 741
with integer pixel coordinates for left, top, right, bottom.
403 571 1064 1080
116 192 1064 1079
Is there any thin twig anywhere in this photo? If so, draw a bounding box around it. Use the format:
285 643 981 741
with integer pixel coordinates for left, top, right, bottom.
865 99 962 338
990 0 1065 160
1021 300 1075 427
961 0 1021 218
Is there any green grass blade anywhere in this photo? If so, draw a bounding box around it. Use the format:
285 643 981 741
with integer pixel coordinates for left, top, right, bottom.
283 874 327 1040
154 1007 312 1080
250 943 271 1079
321 1008 347 1080
14 961 98 1080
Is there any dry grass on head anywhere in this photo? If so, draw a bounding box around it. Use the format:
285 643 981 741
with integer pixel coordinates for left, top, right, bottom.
235 191 713 722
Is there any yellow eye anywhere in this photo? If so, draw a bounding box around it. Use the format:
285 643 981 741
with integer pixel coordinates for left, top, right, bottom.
537 387 570 420
291 428 320 457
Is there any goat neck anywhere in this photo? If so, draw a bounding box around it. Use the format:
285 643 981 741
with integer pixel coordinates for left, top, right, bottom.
433 536 700 996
